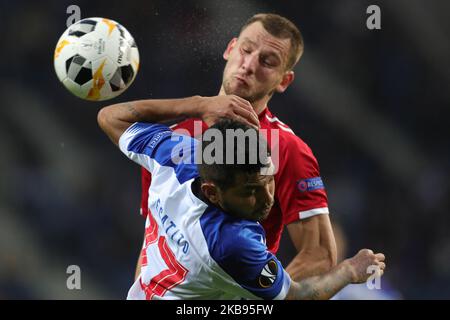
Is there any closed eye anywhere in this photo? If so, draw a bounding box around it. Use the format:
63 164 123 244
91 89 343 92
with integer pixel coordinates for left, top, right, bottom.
261 57 278 68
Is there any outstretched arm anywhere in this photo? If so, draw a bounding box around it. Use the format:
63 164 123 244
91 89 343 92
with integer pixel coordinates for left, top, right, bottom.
286 214 337 281
97 95 259 145
286 249 385 300
97 96 202 145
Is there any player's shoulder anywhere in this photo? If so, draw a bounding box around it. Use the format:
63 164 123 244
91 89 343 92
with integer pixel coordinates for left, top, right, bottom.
199 206 266 261
121 122 199 180
120 122 172 153
261 108 314 156
170 118 196 130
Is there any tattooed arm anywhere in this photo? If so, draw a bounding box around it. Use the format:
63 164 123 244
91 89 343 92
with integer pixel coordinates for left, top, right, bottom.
97 96 202 145
285 249 386 300
97 95 259 145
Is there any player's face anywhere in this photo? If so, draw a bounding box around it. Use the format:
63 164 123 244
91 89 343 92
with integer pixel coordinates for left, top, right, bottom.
218 172 275 221
222 22 293 103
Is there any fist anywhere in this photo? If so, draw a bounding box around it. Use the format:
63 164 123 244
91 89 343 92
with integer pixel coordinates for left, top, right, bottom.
345 249 386 284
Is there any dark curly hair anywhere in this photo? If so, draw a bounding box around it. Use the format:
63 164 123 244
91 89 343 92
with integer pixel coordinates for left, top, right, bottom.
197 118 271 190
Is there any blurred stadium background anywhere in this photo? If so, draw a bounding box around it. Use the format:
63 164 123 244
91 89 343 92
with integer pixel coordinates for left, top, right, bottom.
0 0 449 299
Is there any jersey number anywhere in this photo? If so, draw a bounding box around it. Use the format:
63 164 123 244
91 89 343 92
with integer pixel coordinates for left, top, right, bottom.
140 211 188 299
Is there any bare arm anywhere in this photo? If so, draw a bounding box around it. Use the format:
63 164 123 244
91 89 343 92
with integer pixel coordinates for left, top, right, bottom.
285 214 337 281
97 96 203 145
97 95 259 145
286 260 351 300
285 249 385 300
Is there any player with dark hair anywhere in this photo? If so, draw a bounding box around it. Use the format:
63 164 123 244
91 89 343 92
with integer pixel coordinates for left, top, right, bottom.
97 101 385 300
137 13 337 282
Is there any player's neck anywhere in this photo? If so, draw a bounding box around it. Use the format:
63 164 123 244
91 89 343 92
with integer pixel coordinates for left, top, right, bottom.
251 100 268 116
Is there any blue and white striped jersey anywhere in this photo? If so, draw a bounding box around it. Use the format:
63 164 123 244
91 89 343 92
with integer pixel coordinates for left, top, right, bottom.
119 122 291 300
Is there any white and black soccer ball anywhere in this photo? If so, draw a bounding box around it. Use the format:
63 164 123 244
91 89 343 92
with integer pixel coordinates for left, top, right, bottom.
54 17 139 101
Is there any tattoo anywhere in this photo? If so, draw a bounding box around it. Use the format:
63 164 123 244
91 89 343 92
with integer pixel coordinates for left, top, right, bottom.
126 103 142 120
311 287 321 300
290 266 349 300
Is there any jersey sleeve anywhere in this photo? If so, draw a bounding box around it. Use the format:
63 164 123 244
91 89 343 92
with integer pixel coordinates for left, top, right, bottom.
276 135 329 225
138 119 207 218
119 122 198 182
215 224 291 300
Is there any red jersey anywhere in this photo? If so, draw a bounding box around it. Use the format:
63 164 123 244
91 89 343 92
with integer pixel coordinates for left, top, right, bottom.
139 107 329 253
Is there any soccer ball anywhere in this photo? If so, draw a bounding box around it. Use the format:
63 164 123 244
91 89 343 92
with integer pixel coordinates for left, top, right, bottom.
54 17 139 101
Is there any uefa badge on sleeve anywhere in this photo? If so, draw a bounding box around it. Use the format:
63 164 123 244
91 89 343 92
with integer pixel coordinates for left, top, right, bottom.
297 177 325 192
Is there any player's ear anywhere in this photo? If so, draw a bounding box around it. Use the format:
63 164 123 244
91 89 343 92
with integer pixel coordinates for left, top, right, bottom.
201 182 220 204
276 70 295 93
223 38 238 61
